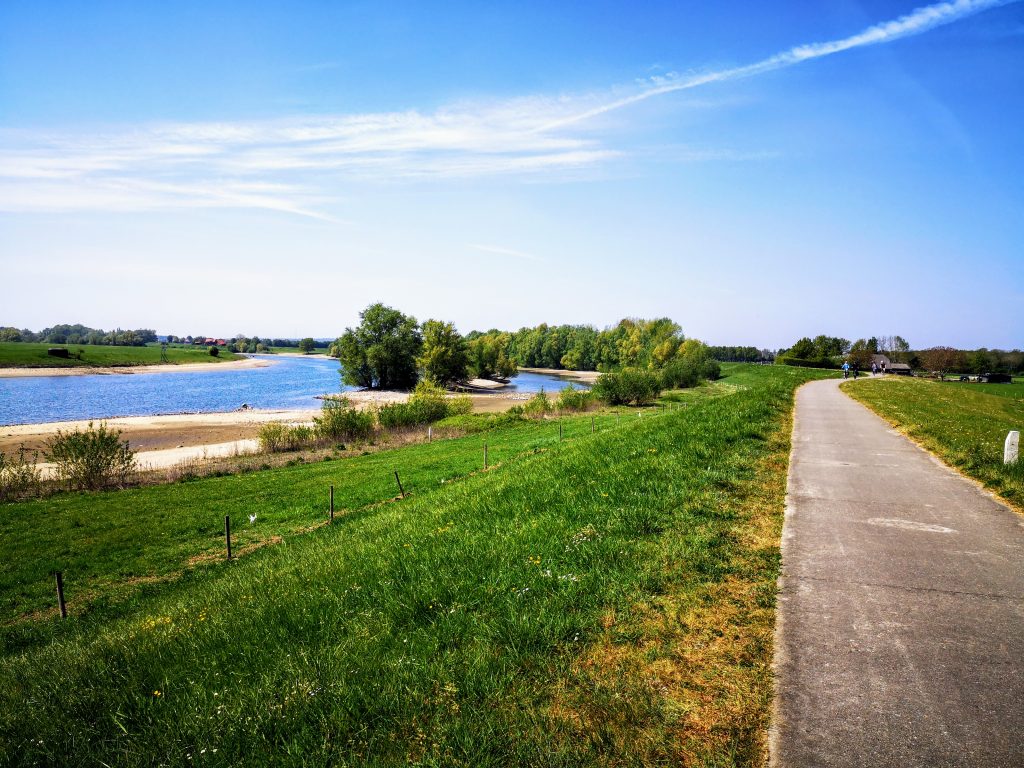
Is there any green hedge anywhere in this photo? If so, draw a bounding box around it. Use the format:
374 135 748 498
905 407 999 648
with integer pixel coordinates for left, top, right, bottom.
776 357 837 369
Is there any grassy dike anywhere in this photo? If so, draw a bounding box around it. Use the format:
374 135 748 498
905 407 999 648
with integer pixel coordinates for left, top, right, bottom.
844 376 1024 512
0 342 239 368
1 365 830 766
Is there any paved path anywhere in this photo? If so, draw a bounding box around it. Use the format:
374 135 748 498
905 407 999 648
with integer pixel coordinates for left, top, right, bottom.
772 378 1024 767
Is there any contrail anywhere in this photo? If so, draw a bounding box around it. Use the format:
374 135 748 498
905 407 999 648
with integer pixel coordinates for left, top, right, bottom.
539 0 1018 131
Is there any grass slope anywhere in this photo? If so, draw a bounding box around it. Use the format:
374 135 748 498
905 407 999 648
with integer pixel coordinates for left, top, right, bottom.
844 376 1024 512
0 342 239 368
1 414 622 635
0 365 828 766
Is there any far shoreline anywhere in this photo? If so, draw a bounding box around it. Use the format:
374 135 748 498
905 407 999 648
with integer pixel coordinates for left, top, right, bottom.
0 356 273 379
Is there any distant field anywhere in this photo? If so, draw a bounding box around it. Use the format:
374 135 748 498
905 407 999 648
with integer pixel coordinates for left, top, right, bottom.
844 376 1024 512
0 364 831 766
0 342 240 368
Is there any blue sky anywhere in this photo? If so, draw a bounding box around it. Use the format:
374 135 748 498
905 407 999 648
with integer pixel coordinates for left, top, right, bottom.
1 0 1021 348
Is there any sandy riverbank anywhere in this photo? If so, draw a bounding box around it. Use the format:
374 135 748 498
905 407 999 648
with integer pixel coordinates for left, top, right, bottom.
0 392 524 465
0 357 272 378
0 370 593 469
1 409 320 455
518 367 601 384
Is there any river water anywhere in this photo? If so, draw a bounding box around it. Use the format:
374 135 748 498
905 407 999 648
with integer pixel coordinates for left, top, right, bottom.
0 356 582 426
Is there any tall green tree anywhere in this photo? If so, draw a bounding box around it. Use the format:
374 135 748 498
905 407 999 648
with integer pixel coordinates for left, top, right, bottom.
467 332 517 379
847 339 876 368
417 320 469 386
337 303 422 389
297 337 316 354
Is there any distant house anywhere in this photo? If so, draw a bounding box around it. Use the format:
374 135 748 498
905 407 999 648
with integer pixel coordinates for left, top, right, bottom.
871 354 912 375
215 339 227 346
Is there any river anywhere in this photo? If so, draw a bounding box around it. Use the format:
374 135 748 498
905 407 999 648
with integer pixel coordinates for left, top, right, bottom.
0 356 583 426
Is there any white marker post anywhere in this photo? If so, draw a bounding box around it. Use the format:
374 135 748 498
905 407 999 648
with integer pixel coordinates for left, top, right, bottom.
1005 431 1019 465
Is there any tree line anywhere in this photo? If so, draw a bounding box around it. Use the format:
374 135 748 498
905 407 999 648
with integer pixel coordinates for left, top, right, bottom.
329 304 720 391
0 324 158 347
777 334 1024 374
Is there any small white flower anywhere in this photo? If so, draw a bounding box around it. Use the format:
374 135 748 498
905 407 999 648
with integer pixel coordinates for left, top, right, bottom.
249 513 257 524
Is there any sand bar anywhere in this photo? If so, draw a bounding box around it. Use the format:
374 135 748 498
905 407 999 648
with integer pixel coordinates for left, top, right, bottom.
518 367 601 384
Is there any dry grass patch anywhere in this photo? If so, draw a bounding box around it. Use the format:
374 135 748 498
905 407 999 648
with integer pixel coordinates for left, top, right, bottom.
547 418 792 766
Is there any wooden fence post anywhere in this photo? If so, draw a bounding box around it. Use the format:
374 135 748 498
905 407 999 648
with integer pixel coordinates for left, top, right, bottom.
224 515 232 560
395 471 405 498
55 571 67 619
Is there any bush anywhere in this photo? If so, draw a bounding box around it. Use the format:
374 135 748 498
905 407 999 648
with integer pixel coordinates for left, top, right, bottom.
447 394 473 416
44 422 136 490
314 398 375 442
523 390 552 417
0 445 43 501
378 381 473 430
660 358 721 389
257 422 291 453
208 345 219 357
556 384 593 412
776 356 836 369
407 379 452 423
592 370 662 406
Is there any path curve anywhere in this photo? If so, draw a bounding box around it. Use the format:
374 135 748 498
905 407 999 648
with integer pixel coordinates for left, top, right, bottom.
772 378 1024 767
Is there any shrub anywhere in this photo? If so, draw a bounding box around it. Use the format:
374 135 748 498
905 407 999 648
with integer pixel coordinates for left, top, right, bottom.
0 445 43 502
407 379 452 423
660 358 721 389
593 370 662 406
523 389 552 417
289 424 315 447
378 381 473 430
314 398 375 442
447 395 473 416
44 422 136 490
208 345 219 357
776 356 836 369
257 422 291 453
556 384 593 412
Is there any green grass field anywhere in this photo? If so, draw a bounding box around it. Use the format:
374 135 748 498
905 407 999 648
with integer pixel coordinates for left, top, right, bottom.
844 376 1024 512
929 378 1024 400
0 342 240 368
0 365 830 766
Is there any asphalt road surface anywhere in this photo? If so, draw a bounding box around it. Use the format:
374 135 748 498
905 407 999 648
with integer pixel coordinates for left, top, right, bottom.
771 378 1024 767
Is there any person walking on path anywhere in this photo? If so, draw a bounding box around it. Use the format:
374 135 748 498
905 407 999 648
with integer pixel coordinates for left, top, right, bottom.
871 361 878 376
842 361 850 379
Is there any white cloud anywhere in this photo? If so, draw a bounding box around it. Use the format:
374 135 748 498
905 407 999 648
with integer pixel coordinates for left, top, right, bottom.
540 0 1018 130
0 0 1014 217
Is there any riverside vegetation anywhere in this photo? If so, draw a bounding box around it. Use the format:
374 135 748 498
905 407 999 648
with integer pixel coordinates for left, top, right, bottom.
0 364 835 766
844 376 1024 512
